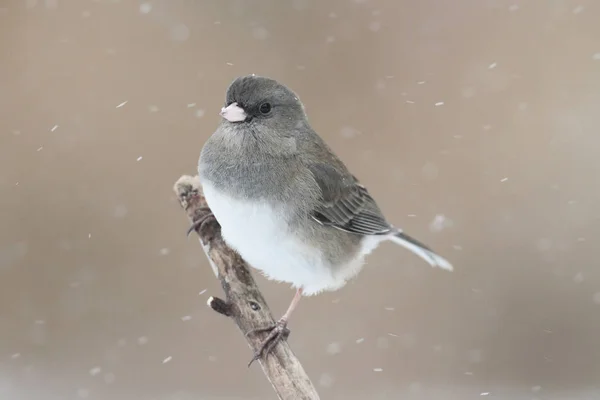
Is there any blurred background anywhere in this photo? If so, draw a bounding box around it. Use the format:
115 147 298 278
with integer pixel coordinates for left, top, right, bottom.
2 0 600 399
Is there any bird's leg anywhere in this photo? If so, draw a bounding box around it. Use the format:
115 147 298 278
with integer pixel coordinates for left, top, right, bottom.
186 207 215 237
246 288 303 367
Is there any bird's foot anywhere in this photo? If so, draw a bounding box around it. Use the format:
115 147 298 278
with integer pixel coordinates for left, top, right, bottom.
246 318 290 367
186 207 215 237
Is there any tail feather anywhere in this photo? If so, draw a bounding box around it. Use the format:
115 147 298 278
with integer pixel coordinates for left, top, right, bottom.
388 231 453 271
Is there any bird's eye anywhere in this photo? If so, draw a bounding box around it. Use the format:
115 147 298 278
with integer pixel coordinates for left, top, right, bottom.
259 102 272 114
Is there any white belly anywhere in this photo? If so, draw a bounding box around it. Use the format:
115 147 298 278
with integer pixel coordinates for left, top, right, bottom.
201 181 380 295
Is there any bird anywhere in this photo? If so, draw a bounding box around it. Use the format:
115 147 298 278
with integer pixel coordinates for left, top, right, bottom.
195 75 453 365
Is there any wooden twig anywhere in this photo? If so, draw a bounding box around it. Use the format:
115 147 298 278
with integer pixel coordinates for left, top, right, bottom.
173 175 320 400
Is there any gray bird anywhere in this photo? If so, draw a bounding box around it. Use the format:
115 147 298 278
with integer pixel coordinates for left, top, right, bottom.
197 75 453 364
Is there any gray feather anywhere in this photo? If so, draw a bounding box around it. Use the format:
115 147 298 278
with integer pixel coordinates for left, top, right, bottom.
308 163 392 236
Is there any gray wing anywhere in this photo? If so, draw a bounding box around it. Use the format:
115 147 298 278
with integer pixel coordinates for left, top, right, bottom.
308 163 393 236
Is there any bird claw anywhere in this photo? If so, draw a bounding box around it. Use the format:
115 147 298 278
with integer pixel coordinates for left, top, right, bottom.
186 222 200 237
246 319 290 367
186 208 215 237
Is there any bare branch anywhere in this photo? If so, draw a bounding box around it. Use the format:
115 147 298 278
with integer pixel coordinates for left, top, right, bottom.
173 175 320 400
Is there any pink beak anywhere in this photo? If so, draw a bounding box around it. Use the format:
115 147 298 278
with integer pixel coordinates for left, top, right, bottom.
220 102 247 122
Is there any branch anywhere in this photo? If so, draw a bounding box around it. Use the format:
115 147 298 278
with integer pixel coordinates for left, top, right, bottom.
173 175 320 400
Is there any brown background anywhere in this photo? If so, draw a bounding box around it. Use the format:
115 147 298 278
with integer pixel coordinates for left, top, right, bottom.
2 0 600 399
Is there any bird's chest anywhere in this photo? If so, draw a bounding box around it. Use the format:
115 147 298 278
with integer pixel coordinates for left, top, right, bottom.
200 181 321 280
202 180 288 244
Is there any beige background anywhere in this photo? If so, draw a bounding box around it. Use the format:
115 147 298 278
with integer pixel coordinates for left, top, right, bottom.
2 0 600 399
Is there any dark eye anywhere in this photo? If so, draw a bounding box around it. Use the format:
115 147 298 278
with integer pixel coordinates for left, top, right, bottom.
259 102 272 114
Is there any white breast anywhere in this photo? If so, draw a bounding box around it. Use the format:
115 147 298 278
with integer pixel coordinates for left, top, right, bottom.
201 180 377 295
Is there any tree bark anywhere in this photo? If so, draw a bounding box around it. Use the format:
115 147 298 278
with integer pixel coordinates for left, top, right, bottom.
173 175 320 400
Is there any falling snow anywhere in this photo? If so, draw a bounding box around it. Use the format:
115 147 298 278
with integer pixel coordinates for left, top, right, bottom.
429 214 453 232
340 127 360 138
162 356 173 364
462 86 476 98
326 342 342 355
368 22 381 32
573 5 584 14
139 3 152 14
319 373 334 387
116 101 128 108
104 373 116 384
252 26 269 40
376 337 390 349
421 162 439 180
114 205 128 218
170 24 190 41
468 349 484 364
45 0 58 10
137 336 149 345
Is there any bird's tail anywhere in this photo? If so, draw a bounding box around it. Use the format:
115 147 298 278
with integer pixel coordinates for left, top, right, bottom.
388 230 453 271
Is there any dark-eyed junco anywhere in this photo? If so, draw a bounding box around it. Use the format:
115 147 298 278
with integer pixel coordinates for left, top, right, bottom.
197 75 453 364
